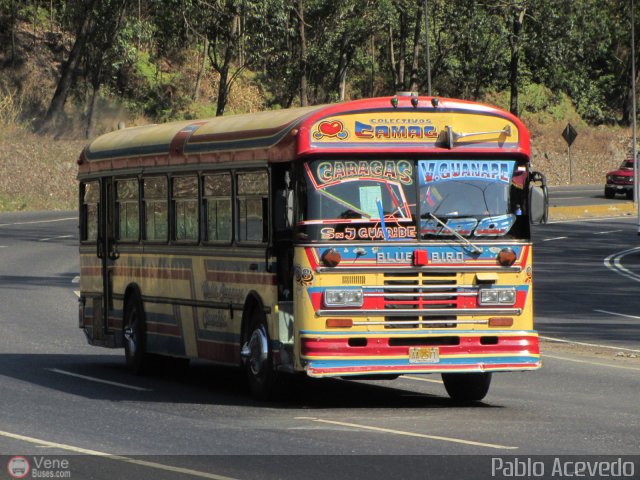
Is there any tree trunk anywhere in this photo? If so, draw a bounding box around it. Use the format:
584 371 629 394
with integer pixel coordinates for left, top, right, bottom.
210 11 241 117
388 24 398 90
39 0 97 133
194 38 208 102
509 2 526 116
298 0 309 106
85 81 100 139
409 4 423 93
333 35 350 101
397 7 408 91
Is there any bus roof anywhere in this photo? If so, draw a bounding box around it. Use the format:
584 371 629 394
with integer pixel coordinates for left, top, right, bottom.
78 96 530 174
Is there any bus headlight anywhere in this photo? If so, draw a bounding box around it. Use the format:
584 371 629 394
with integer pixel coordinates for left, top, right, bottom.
324 288 364 307
478 287 516 305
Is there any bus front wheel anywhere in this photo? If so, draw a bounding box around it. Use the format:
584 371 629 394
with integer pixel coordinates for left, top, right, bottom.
123 296 149 375
242 312 277 400
441 372 492 402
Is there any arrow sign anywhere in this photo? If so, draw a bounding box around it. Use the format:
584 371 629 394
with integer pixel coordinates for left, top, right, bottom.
562 123 578 146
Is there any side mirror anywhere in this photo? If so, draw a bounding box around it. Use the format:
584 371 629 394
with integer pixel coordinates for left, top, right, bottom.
529 171 548 224
274 188 294 232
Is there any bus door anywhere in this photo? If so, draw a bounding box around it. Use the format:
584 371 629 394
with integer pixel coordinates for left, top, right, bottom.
96 177 118 341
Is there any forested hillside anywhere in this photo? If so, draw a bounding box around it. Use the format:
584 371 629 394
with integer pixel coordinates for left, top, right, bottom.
0 0 638 209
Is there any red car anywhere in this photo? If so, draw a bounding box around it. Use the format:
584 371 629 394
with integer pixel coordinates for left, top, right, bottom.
605 159 635 199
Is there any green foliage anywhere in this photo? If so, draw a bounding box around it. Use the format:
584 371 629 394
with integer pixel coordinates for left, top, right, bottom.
1 0 639 130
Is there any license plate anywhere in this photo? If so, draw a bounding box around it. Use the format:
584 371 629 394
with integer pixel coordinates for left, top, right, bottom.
408 346 439 364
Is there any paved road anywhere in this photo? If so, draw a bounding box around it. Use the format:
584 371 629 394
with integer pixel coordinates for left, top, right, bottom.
534 215 640 350
1 211 639 480
548 184 632 207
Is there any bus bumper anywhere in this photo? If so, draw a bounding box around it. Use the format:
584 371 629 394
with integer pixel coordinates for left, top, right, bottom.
300 332 540 378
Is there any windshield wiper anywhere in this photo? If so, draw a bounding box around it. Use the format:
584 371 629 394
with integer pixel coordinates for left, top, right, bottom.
428 213 483 254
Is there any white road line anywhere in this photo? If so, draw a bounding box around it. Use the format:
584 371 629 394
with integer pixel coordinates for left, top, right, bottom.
544 354 640 372
0 217 76 227
74 290 80 298
39 234 73 242
294 417 518 450
402 375 443 384
594 309 640 321
603 247 640 282
540 236 568 242
594 230 622 235
48 368 152 392
0 429 239 480
72 276 80 283
540 335 640 354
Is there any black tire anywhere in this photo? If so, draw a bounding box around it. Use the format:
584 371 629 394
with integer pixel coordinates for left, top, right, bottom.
441 372 492 402
123 296 150 375
626 190 634 200
243 311 278 400
604 188 614 199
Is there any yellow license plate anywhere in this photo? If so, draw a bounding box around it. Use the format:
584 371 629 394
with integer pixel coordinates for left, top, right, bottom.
408 346 439 364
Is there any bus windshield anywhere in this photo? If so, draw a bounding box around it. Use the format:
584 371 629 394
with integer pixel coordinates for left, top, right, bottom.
419 159 517 238
299 159 418 242
298 158 519 242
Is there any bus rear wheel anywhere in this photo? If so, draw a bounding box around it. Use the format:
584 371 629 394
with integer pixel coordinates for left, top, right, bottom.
242 312 278 400
441 372 492 402
123 296 149 375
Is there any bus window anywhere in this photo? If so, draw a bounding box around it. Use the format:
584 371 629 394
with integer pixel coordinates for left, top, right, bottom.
204 173 232 242
237 171 268 243
116 179 139 242
81 181 100 242
173 176 199 241
143 177 168 242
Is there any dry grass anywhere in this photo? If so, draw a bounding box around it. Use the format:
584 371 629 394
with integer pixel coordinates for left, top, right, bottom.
0 125 85 211
530 120 631 185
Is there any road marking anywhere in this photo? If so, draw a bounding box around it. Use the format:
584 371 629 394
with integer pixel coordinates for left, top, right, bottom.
594 309 640 321
595 230 622 235
0 429 239 480
48 368 152 392
294 417 517 450
544 354 640 372
0 217 76 227
603 247 640 282
402 375 443 384
540 335 640 354
72 276 80 283
74 291 80 298
540 236 568 242
39 235 73 242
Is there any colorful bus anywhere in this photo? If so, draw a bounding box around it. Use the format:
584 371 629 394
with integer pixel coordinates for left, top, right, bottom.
78 94 548 401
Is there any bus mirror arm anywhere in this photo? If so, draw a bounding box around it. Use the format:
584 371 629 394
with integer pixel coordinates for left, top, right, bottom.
265 246 273 273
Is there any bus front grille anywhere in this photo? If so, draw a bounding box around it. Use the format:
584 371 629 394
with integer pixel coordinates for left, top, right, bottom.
382 272 462 329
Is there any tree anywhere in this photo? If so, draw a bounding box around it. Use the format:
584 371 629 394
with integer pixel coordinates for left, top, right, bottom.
39 0 129 134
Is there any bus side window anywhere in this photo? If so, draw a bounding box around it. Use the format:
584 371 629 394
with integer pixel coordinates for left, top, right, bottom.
173 176 199 242
237 171 268 243
116 179 140 242
81 181 100 242
143 177 168 242
203 173 232 242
